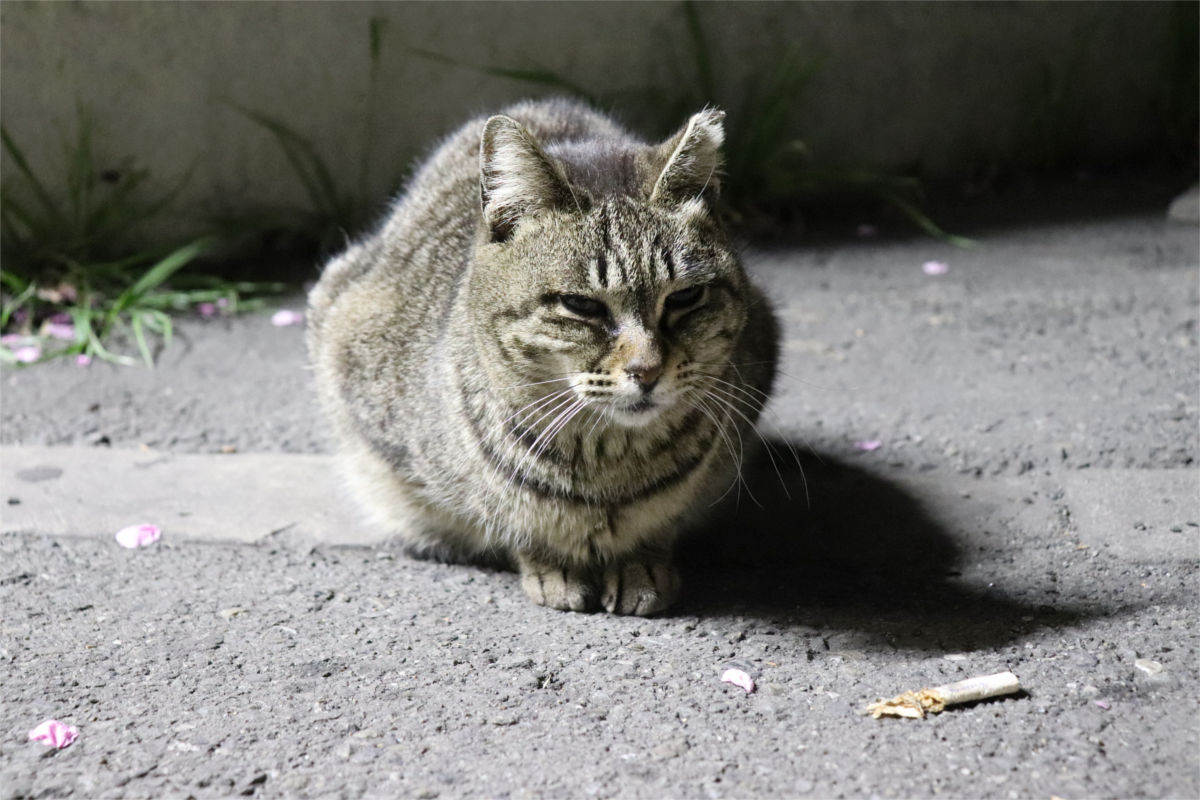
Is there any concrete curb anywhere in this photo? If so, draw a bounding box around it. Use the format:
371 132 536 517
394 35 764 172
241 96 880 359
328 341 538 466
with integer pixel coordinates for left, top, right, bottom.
0 445 372 546
2 445 1195 562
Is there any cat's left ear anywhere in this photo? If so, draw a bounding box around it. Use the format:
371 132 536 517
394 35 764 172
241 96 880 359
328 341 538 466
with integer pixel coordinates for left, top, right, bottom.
480 115 581 242
649 108 725 208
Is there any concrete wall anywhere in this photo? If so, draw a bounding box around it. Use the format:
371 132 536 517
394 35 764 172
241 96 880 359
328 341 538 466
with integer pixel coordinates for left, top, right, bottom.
0 1 1189 238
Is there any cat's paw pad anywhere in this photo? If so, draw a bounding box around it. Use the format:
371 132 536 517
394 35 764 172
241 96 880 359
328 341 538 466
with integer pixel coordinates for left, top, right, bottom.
520 564 597 612
601 561 681 616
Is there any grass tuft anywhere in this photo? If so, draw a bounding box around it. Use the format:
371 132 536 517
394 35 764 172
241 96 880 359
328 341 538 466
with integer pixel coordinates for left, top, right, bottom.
1 117 285 367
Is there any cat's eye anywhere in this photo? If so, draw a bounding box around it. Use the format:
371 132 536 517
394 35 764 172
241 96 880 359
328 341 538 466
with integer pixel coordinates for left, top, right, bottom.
664 285 706 311
559 294 608 318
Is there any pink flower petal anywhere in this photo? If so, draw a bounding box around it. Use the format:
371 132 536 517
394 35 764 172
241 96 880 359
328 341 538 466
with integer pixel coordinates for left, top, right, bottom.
115 523 162 548
75 354 93 367
13 345 41 363
43 321 76 341
1094 700 1111 710
1 333 26 346
28 719 78 749
854 440 883 451
271 309 305 327
197 302 218 318
721 668 756 694
922 260 949 276
216 297 230 309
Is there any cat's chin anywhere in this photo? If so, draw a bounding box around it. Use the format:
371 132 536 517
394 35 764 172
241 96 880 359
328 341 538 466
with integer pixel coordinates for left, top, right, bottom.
608 399 668 428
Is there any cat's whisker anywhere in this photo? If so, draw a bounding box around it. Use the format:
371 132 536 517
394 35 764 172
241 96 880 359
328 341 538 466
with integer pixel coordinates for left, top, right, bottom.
506 396 587 495
693 380 807 507
495 392 579 492
498 375 580 391
696 383 777 503
500 387 575 429
514 399 589 495
693 371 811 467
530 399 588 470
696 366 824 482
694 373 769 412
685 393 759 509
583 399 612 441
702 388 791 503
687 360 833 392
692 390 754 507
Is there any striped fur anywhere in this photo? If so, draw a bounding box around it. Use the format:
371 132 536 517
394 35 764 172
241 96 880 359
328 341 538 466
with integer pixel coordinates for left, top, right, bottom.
308 99 779 615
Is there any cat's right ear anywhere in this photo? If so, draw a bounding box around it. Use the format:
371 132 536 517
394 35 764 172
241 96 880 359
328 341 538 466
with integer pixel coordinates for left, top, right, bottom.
649 108 725 209
480 116 580 242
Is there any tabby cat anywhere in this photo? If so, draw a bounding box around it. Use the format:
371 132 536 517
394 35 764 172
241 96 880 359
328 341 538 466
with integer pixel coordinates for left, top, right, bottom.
307 98 779 615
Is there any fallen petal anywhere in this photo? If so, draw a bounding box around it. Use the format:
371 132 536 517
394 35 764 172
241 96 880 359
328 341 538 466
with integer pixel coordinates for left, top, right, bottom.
28 719 78 749
854 440 883 451
13 345 41 363
197 302 218 318
43 322 76 341
922 260 949 275
115 523 162 549
1094 700 1111 710
271 309 305 327
75 354 93 367
721 668 755 694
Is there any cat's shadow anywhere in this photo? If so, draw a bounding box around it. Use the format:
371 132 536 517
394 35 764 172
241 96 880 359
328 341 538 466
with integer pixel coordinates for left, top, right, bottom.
674 442 1091 651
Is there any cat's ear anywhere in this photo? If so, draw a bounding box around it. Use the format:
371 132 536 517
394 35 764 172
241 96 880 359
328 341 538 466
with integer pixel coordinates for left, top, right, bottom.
480 115 580 242
649 108 725 208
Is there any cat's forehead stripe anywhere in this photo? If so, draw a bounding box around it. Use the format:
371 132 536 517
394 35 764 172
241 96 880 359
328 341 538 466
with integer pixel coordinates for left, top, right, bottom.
661 248 676 282
593 252 608 288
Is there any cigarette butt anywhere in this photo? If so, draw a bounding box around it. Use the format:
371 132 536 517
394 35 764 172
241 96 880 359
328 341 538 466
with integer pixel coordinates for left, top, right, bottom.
866 671 1022 719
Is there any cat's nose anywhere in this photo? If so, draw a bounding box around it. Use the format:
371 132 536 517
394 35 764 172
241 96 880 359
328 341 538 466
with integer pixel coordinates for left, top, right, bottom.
627 362 662 392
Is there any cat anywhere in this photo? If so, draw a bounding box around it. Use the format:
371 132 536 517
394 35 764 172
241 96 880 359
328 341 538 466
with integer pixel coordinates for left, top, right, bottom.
307 98 779 615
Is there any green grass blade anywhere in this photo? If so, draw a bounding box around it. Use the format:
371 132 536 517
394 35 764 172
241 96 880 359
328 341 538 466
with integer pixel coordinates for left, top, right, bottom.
1 280 37 329
0 269 31 293
408 47 601 106
1 191 51 245
681 0 716 101
108 237 213 323
155 310 173 353
369 16 387 63
65 111 97 239
233 105 343 219
126 237 214 297
1 127 69 230
877 189 976 248
131 310 154 367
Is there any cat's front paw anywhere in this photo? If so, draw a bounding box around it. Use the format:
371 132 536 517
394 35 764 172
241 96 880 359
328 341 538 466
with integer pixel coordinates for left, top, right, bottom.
517 555 597 612
601 561 681 616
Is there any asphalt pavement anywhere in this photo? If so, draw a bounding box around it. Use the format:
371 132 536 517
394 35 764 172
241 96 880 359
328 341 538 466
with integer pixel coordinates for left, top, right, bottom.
1 193 1197 799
